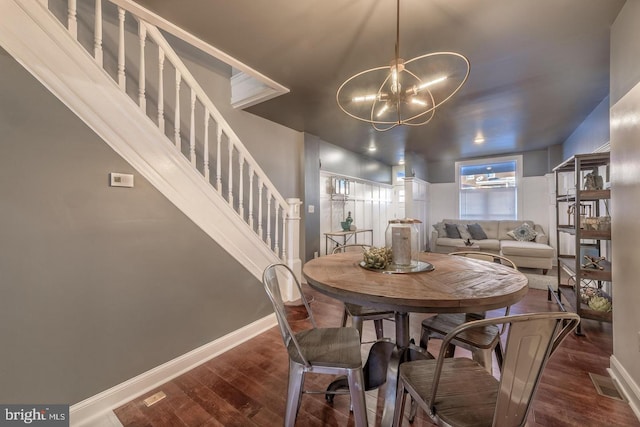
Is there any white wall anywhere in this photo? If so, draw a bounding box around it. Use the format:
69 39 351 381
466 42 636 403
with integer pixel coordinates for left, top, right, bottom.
428 176 552 238
404 177 430 251
609 2 640 414
610 78 640 414
319 172 393 255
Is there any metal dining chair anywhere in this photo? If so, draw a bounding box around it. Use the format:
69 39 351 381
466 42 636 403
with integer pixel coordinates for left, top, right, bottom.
332 244 395 342
419 252 518 373
394 312 580 427
261 263 368 427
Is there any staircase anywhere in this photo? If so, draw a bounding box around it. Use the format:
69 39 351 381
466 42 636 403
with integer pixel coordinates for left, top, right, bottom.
0 0 301 292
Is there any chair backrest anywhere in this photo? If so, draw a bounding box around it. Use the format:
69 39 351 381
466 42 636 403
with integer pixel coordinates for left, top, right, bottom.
449 251 518 270
261 263 315 367
332 244 372 254
429 312 580 426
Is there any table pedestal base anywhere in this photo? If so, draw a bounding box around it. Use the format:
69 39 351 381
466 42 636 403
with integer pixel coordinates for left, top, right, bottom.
325 339 431 426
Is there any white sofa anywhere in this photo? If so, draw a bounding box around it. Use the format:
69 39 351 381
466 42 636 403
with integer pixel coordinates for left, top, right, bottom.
430 219 554 274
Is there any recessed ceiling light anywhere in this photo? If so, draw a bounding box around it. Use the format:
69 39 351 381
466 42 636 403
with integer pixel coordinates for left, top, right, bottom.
474 136 485 144
399 159 405 165
368 145 377 152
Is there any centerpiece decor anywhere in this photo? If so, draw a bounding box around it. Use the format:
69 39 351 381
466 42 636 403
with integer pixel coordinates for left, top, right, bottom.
359 218 433 274
386 218 421 267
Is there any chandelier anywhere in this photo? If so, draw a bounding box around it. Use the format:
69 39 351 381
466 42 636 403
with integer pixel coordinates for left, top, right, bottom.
336 0 470 132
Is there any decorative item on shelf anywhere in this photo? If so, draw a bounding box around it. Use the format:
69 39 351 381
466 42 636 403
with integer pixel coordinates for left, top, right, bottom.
335 0 469 132
463 238 474 247
582 255 606 270
385 218 421 267
588 295 612 312
340 211 353 231
362 246 392 270
583 168 604 190
568 203 591 227
597 216 611 231
582 216 611 231
579 281 600 304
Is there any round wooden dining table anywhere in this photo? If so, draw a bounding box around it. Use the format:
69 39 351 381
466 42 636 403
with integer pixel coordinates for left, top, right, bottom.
302 251 529 427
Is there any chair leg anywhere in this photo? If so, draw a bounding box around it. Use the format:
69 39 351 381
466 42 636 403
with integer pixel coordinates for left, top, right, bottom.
393 376 408 426
285 362 305 427
408 397 417 423
347 368 368 427
341 306 349 327
494 341 504 372
419 329 429 350
374 319 385 339
352 316 364 341
472 348 494 374
443 342 456 358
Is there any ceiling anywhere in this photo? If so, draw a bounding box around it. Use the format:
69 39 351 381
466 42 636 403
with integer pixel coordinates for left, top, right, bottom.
131 0 625 166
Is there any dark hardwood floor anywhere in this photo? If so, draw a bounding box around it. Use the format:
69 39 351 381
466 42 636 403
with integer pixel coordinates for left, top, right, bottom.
115 271 639 426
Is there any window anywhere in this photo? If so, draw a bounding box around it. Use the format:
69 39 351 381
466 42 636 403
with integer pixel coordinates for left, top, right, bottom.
456 156 522 220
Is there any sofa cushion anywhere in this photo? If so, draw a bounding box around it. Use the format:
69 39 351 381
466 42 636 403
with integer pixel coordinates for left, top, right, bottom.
498 220 535 240
432 222 446 238
457 224 472 240
474 239 501 252
467 223 488 240
437 238 501 252
445 223 461 238
533 225 548 244
507 223 538 241
500 240 554 258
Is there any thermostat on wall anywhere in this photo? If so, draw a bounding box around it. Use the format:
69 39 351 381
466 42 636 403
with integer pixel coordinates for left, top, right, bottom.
110 172 134 188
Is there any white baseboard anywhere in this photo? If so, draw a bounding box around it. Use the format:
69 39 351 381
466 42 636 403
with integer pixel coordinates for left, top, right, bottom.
608 355 640 422
70 314 277 426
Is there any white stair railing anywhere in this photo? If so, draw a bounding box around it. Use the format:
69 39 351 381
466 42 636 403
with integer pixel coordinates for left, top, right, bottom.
43 0 296 265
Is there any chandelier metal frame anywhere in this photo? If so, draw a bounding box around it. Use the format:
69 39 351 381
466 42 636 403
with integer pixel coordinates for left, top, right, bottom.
336 0 470 132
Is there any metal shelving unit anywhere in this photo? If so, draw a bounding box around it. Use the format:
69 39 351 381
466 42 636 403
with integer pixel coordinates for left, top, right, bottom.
548 152 612 334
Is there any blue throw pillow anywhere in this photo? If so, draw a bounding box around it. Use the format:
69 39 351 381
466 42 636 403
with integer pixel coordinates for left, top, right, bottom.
467 223 488 240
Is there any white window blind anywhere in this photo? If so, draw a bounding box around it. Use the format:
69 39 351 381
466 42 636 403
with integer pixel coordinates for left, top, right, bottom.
460 186 516 219
457 157 521 220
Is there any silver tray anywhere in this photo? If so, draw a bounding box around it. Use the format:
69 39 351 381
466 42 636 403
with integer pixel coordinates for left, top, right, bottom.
359 260 434 274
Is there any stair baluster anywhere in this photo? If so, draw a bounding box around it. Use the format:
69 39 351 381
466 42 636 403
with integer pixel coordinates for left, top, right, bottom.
138 22 146 111
93 0 102 65
25 0 299 269
117 6 125 89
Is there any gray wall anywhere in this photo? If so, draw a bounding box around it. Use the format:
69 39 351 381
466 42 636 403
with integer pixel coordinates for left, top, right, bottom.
404 151 428 181
303 134 321 262
426 146 563 183
562 96 610 160
0 48 272 404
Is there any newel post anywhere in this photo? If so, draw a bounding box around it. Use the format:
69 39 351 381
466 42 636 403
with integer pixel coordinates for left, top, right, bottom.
285 198 302 301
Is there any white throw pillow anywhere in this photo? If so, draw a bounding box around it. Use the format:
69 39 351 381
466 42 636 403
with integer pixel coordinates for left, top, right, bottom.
457 224 472 240
507 223 538 241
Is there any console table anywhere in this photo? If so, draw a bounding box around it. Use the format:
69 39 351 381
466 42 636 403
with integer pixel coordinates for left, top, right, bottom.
324 229 373 254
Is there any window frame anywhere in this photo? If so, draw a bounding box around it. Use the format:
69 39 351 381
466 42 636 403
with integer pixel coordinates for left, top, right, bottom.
455 155 523 220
